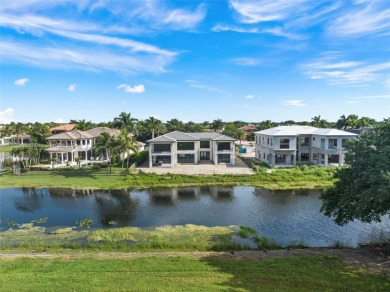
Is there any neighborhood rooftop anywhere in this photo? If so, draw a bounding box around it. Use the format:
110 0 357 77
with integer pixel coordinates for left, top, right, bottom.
147 131 236 143
255 125 358 136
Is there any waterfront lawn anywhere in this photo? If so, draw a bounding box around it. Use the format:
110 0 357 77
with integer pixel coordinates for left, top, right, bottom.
0 255 388 291
0 165 336 190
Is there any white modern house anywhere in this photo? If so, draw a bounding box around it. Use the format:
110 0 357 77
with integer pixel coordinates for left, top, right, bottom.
46 127 144 167
147 131 236 168
254 125 358 167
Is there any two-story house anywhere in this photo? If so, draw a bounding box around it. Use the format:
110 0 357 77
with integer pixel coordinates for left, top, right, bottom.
254 126 357 167
147 131 236 168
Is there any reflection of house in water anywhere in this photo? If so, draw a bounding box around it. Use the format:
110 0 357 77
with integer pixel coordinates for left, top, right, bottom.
149 188 178 205
48 188 94 197
209 186 235 201
177 188 200 200
253 187 317 204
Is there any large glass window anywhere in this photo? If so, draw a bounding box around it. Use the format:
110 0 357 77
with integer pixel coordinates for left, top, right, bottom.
328 139 337 149
218 154 231 163
153 144 171 152
280 138 289 149
155 155 171 164
217 142 231 151
301 137 310 146
177 142 194 150
275 154 286 164
177 154 194 163
200 141 210 148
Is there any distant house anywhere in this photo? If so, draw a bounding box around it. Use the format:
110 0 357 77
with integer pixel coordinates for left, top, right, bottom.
147 131 236 168
46 127 144 166
239 124 257 134
254 126 357 167
50 123 76 134
9 135 33 145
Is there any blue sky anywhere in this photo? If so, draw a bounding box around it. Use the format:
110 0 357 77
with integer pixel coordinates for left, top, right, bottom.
1 0 389 124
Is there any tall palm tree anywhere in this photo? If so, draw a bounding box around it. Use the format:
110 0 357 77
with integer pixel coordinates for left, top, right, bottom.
70 119 94 131
114 129 139 169
94 132 116 173
336 115 348 129
166 118 184 132
112 112 138 134
357 116 375 128
211 119 224 132
145 117 164 139
311 115 322 127
346 114 359 129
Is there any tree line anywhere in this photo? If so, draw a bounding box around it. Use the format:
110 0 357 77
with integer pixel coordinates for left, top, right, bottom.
0 113 381 144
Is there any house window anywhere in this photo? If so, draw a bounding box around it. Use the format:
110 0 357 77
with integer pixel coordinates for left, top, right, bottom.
263 153 265 159
301 137 310 146
342 139 347 147
77 140 81 145
280 138 289 149
218 154 231 163
328 139 337 149
177 142 194 150
267 138 269 145
300 153 310 161
200 141 210 148
275 155 286 164
154 144 171 152
217 142 231 151
177 154 194 163
313 137 316 141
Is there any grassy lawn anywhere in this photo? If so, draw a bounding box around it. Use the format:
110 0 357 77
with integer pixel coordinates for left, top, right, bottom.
0 165 336 190
0 254 388 291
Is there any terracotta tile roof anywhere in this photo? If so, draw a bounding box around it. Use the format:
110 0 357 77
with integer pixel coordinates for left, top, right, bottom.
50 124 76 133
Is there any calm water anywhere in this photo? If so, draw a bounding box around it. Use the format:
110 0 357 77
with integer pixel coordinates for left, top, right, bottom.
1 187 389 247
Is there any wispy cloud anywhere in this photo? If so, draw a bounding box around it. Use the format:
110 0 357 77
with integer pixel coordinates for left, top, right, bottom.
230 57 263 66
163 3 207 29
353 94 390 100
245 95 255 99
185 80 226 94
68 84 76 92
301 54 390 86
55 118 65 123
282 99 306 107
117 84 145 93
212 24 305 40
1 40 173 74
0 108 15 124
14 78 29 86
327 1 390 37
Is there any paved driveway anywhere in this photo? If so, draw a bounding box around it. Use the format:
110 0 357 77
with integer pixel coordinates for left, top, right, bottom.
138 157 255 175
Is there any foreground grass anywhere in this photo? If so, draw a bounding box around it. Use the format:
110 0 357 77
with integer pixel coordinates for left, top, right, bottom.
0 165 336 190
0 255 388 291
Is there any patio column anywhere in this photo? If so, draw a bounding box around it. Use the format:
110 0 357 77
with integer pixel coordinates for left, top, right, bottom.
324 154 328 166
61 153 64 164
85 151 87 161
339 153 344 166
149 151 153 168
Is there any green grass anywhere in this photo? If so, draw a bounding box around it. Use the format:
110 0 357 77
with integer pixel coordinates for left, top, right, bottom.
0 255 388 291
0 165 337 190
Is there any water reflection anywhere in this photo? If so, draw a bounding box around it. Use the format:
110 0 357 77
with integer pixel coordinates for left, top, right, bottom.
1 186 389 247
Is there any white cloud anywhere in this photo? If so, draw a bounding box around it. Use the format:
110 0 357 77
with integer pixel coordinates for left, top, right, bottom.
245 95 255 99
55 118 65 123
117 84 145 93
14 78 29 86
185 80 226 94
0 108 15 124
282 99 306 107
163 3 207 29
301 54 390 86
327 1 390 37
353 94 390 100
1 40 173 74
230 57 263 66
229 0 313 23
212 24 305 40
68 84 76 92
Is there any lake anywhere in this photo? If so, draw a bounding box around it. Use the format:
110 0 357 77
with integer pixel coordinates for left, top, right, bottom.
0 186 388 247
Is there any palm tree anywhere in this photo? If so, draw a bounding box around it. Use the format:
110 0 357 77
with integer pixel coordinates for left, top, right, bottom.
114 129 139 169
346 114 359 129
211 119 224 132
145 117 164 139
336 115 348 129
311 115 322 127
166 118 184 132
112 112 138 134
94 132 115 173
70 119 94 131
357 116 375 128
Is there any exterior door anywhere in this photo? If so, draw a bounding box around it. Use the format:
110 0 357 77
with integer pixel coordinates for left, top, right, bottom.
200 151 210 160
